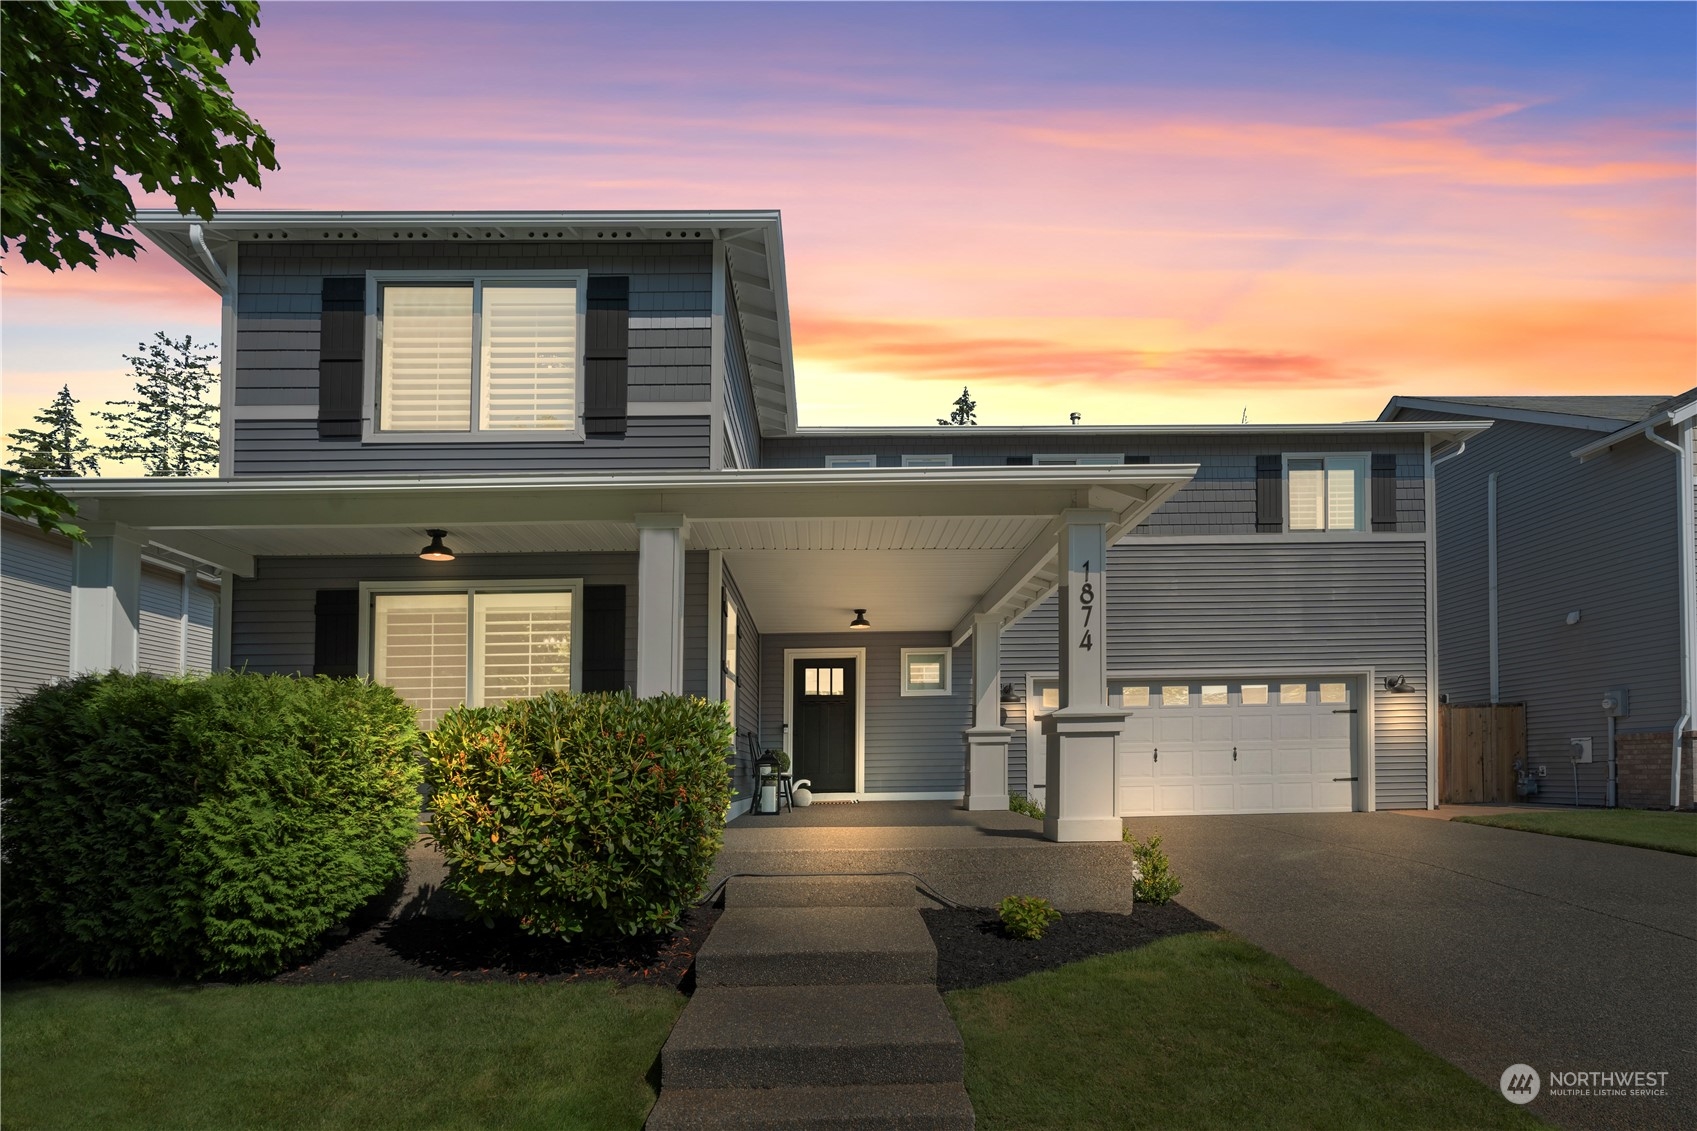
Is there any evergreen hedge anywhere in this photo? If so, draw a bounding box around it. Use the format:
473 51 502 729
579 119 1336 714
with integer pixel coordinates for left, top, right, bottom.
2 672 422 978
425 691 734 937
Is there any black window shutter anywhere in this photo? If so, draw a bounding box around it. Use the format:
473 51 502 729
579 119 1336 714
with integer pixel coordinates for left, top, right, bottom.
318 278 365 440
1006 455 1033 465
1371 453 1398 531
1255 455 1283 533
581 584 627 692
313 590 359 677
1125 454 1151 464
584 277 630 437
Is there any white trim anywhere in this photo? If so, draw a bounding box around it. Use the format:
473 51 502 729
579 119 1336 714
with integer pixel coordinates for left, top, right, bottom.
710 241 729 468
362 269 589 445
727 796 754 821
707 550 724 702
783 647 867 797
218 244 237 477
802 421 1493 440
1035 453 1124 465
825 455 879 469
899 646 953 697
1424 434 1440 809
901 454 953 467
215 568 233 671
1119 532 1429 545
1282 451 1370 533
810 791 964 803
355 577 586 702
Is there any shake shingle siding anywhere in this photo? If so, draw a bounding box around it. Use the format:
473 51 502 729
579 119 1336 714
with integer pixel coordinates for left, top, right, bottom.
759 632 972 795
1001 540 1431 809
232 242 712 472
761 433 1427 535
1395 408 1682 806
231 552 640 691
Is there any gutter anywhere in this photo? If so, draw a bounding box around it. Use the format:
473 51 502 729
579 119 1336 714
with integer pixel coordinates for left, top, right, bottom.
187 223 227 288
1639 421 1694 808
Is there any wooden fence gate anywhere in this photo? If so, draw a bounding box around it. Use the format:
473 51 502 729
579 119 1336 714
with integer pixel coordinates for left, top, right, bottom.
1439 704 1525 804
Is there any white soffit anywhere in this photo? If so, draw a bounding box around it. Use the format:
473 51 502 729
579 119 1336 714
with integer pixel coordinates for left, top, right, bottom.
723 550 1016 634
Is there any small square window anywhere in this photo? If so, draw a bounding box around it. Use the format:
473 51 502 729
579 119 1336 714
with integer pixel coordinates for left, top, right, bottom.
1116 685 1150 708
826 455 878 469
1036 683 1060 711
1162 685 1190 707
901 454 952 467
1201 685 1229 706
1241 684 1269 705
1280 683 1308 705
901 648 951 696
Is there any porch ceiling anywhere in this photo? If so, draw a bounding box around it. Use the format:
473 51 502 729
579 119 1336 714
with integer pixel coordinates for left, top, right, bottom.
59 465 1197 637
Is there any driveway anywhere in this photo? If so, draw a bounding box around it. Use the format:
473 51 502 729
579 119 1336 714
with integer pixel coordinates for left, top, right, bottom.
1121 812 1697 1131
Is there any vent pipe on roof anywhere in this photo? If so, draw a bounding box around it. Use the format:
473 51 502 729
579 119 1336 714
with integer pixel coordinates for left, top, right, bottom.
188 223 228 289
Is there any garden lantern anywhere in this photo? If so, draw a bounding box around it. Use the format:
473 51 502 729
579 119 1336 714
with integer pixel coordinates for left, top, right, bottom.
755 751 780 815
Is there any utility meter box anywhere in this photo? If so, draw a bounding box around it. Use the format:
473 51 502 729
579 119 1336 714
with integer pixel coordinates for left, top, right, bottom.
1601 689 1630 718
1570 737 1593 763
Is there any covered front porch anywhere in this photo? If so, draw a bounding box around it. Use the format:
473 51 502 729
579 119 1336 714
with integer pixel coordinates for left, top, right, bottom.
60 464 1195 843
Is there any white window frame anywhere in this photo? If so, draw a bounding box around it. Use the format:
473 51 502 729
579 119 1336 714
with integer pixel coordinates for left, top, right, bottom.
901 454 953 467
1035 453 1124 465
899 646 953 697
355 579 586 711
825 454 878 469
1282 452 1369 533
362 270 588 444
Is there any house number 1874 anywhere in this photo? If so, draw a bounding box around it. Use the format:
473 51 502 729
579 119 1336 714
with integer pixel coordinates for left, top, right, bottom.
1078 559 1095 651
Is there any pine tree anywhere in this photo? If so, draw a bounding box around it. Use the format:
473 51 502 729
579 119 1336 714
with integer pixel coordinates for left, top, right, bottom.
937 386 978 426
98 333 220 476
6 385 100 475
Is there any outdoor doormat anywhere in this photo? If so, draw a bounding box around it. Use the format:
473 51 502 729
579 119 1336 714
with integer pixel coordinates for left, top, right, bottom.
271 906 718 990
923 903 1217 992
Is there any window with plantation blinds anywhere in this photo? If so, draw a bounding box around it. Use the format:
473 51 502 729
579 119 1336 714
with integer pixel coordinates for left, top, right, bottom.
1286 455 1366 532
371 588 577 726
376 277 580 435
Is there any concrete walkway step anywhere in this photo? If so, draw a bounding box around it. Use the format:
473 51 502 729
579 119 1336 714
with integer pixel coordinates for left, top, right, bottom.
645 1082 974 1130
695 907 936 987
660 984 963 1089
723 874 926 909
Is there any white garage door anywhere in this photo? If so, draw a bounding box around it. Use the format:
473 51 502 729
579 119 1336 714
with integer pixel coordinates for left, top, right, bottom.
1112 679 1359 815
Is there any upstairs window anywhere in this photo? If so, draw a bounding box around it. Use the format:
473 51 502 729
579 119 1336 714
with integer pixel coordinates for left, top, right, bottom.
1285 454 1367 531
901 454 953 467
374 273 583 438
825 455 878 468
1035 454 1124 465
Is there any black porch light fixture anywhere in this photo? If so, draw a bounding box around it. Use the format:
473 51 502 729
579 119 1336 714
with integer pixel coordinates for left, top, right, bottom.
1383 674 1414 693
849 609 871 630
418 529 456 562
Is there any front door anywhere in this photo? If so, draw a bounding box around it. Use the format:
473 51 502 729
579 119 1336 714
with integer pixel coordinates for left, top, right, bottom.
793 657 856 793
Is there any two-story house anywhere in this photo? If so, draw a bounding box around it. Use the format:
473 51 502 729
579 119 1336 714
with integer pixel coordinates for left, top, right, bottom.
1381 394 1696 810
7 210 1490 839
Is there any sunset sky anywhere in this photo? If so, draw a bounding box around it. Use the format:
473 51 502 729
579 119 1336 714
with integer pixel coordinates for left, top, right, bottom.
3 1 1693 458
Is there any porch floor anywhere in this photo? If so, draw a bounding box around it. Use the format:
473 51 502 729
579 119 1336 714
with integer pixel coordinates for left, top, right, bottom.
716 801 1136 911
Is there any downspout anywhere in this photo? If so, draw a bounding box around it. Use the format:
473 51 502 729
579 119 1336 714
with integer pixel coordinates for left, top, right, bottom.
1487 471 1499 704
1640 421 1693 808
188 223 228 289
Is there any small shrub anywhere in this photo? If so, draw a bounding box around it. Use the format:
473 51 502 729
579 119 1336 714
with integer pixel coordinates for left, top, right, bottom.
426 691 733 938
998 894 1061 940
1125 832 1184 904
1008 793 1045 821
2 672 423 978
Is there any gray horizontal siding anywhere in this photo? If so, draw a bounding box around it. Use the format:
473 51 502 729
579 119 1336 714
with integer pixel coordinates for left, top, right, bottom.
722 269 761 467
231 415 709 476
1 522 72 709
684 551 709 698
187 580 217 674
232 552 639 691
233 241 710 466
1000 540 1431 809
1397 409 1682 806
138 565 184 674
759 632 972 794
762 433 1427 534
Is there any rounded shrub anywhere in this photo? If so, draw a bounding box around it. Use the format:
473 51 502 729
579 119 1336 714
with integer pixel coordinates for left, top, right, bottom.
2 671 423 978
425 691 734 938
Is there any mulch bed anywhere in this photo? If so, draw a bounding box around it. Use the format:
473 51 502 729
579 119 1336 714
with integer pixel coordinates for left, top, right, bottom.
922 902 1218 992
270 907 718 990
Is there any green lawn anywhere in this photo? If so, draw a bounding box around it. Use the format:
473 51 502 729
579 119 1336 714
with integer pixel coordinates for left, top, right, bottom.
1 979 683 1131
1452 809 1697 856
947 932 1544 1130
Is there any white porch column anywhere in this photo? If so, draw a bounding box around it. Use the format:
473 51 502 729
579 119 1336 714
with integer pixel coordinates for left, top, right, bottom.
70 528 144 674
1042 509 1128 842
635 513 688 697
964 612 1012 810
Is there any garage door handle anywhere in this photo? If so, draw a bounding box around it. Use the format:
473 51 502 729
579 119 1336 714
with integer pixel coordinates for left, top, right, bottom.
1333 709 1358 714
1153 748 1158 763
1232 747 1237 761
1334 776 1359 782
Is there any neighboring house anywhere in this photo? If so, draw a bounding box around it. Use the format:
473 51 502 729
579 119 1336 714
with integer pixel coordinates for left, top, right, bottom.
0 516 221 708
1381 394 1697 809
1 210 1489 839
